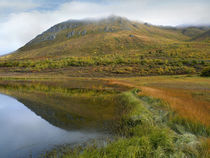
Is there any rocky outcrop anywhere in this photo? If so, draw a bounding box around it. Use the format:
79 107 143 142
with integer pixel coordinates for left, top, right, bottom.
23 16 134 47
67 31 75 38
67 30 87 38
104 26 109 32
47 34 56 40
81 30 87 36
45 22 79 34
27 33 56 44
104 26 115 32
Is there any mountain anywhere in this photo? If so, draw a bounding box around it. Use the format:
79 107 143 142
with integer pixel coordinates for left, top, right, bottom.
0 16 209 77
4 16 205 60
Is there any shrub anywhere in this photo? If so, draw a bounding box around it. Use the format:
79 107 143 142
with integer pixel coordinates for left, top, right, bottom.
201 67 210 77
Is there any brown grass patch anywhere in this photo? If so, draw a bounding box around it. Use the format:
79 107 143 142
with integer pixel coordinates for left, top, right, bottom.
141 86 210 126
104 76 210 127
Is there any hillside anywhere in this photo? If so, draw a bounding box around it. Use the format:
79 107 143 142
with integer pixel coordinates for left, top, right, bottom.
0 16 210 77
179 26 209 38
192 30 210 42
3 16 194 59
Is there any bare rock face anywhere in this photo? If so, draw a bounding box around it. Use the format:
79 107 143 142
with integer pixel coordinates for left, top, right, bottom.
27 33 56 44
104 26 109 32
67 31 75 38
67 30 87 38
46 22 80 34
46 25 66 33
104 26 115 32
81 30 87 36
23 16 133 47
47 34 56 40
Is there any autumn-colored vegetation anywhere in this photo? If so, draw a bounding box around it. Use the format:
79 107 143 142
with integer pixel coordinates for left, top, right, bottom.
201 67 210 77
0 17 209 76
0 51 208 76
0 76 209 157
0 16 209 157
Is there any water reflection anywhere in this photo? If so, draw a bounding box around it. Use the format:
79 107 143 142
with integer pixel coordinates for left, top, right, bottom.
0 79 128 158
0 94 105 158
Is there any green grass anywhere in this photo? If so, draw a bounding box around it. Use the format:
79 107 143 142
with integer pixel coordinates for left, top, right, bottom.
43 89 209 158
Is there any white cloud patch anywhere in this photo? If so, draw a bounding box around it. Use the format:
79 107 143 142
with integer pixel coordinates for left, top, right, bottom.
0 0 210 55
0 0 39 11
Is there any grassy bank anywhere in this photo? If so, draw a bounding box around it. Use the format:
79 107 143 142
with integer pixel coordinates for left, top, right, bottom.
45 89 209 158
106 75 210 126
0 76 208 157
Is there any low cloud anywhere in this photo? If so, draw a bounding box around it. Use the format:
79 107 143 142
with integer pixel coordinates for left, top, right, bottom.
0 0 210 55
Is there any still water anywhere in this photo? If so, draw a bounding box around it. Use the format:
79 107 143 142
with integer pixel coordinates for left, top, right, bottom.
0 93 106 158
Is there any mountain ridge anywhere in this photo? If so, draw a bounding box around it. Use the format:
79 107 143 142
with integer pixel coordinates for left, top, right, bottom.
22 16 134 49
1 16 209 60
4 15 209 60
0 16 209 77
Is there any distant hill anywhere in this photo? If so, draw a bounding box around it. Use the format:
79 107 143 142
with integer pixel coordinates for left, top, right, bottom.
180 27 209 38
191 30 210 42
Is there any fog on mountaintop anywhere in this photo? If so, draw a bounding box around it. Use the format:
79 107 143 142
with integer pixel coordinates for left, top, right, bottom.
0 0 209 55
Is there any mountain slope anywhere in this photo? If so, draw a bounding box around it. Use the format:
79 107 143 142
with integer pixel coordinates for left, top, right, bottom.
4 16 192 60
180 27 209 38
0 16 209 77
192 30 210 42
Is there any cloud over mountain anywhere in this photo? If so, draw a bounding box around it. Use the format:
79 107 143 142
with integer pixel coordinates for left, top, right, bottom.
0 0 209 55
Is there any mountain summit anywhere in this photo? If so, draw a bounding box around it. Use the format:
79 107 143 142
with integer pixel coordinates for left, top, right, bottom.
3 16 210 60
24 16 132 48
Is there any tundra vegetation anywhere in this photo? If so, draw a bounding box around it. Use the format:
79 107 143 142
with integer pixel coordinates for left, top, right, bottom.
0 16 209 77
0 16 209 157
201 67 210 77
0 76 209 158
44 88 210 158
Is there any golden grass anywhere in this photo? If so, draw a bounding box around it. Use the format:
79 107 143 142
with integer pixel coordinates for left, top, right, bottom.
0 75 209 127
141 86 210 126
105 75 210 126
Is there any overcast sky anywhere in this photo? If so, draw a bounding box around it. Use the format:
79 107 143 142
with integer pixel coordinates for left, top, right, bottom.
0 0 210 55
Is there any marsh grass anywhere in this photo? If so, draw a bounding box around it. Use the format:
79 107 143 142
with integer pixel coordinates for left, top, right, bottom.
44 89 209 158
138 95 210 136
2 78 208 157
141 86 210 127
168 113 210 136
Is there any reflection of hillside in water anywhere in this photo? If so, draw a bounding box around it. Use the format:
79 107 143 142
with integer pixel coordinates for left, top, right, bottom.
0 80 128 131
